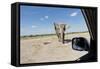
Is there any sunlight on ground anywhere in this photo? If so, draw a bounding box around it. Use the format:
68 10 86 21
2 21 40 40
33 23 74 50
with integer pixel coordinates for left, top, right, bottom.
20 32 90 64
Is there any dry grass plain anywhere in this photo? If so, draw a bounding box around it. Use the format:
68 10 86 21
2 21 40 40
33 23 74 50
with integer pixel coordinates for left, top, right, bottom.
20 32 90 64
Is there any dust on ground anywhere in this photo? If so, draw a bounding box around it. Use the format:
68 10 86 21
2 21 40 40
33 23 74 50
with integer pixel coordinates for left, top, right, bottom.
20 32 90 64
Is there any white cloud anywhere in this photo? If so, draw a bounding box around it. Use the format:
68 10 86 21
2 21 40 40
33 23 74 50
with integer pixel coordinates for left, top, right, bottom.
44 16 49 19
40 15 49 21
32 25 37 28
70 12 78 17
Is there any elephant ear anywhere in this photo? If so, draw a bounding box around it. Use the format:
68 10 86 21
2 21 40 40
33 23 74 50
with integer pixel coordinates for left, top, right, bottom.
54 22 57 30
67 25 70 29
65 24 70 31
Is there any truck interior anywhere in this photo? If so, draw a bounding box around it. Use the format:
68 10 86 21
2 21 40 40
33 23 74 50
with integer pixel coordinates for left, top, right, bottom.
74 8 97 62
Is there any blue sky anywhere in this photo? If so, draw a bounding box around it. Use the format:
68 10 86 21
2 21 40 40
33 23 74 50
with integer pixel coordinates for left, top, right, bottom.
20 5 88 36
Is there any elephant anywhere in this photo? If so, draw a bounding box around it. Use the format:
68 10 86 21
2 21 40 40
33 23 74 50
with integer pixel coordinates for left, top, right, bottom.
54 23 66 43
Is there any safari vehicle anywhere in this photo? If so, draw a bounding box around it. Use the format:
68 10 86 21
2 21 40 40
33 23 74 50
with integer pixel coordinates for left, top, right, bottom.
72 8 97 62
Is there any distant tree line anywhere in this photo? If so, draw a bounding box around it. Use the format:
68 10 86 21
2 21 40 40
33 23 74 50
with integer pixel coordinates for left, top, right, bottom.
21 31 88 38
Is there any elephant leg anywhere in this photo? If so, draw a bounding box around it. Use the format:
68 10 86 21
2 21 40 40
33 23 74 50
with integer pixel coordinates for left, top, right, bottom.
57 32 60 42
61 32 65 44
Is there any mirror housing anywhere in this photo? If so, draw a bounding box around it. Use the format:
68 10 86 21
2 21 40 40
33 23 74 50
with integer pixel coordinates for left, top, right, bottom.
72 37 89 51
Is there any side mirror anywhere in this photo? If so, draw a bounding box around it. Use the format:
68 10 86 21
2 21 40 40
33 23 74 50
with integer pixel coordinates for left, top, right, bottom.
72 37 89 51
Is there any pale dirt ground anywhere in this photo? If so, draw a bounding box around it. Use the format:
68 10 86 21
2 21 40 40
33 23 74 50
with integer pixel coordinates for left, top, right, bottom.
20 32 90 64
